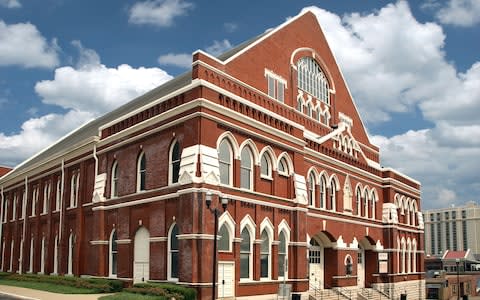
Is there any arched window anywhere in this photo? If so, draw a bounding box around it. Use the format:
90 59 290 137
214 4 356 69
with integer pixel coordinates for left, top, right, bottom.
297 98 304 112
401 238 406 273
319 175 327 209
315 107 321 122
9 240 14 272
111 161 119 198
137 152 146 191
109 230 118 277
363 189 369 218
407 238 412 273
371 192 377 220
43 183 50 214
40 237 45 274
412 239 417 273
12 194 17 220
55 180 61 212
240 147 253 190
308 172 316 207
306 102 313 117
278 157 289 177
260 230 270 278
240 227 251 279
32 186 38 216
168 223 179 280
218 139 233 185
297 57 330 104
330 180 337 211
68 233 74 275
260 152 272 179
2 198 8 223
70 173 79 208
53 235 58 274
29 238 34 273
278 231 287 278
218 224 230 252
170 141 181 184
356 187 362 216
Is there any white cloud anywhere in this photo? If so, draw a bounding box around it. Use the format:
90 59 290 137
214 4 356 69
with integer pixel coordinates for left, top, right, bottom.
0 0 21 8
0 110 95 167
204 39 232 56
129 0 193 27
0 20 59 68
0 43 173 166
35 42 172 114
302 2 480 208
157 53 191 68
436 0 480 27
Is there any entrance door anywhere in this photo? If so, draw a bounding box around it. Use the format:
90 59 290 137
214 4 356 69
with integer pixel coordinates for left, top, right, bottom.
218 262 235 298
309 239 324 290
133 227 150 283
357 248 365 288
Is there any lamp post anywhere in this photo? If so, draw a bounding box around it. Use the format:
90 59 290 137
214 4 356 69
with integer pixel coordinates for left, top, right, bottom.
205 192 228 300
455 258 460 300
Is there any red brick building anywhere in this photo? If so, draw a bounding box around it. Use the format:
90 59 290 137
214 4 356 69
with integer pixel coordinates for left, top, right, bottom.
0 10 424 299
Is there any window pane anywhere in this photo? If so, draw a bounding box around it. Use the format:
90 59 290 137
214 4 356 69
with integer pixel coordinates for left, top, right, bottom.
240 254 249 278
219 162 230 185
277 82 284 102
260 154 270 176
278 254 285 276
268 76 275 98
171 251 178 278
218 224 229 251
261 231 269 252
261 255 268 277
240 229 250 252
171 142 181 183
240 148 252 189
218 140 231 185
170 225 179 250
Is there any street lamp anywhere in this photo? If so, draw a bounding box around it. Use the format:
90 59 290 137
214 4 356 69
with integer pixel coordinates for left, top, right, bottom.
455 258 460 300
205 191 228 300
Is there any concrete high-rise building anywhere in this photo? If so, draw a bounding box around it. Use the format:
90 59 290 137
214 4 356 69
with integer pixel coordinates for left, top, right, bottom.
424 202 480 256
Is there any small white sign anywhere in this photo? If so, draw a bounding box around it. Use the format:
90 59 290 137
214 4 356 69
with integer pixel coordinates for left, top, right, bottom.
378 253 388 261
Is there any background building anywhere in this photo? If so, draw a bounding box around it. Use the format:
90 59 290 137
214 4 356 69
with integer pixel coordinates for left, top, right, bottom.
424 202 480 257
0 10 424 300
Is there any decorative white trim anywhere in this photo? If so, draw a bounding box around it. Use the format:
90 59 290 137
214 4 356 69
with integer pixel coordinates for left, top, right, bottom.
176 234 216 240
149 237 167 242
90 240 109 245
116 239 131 244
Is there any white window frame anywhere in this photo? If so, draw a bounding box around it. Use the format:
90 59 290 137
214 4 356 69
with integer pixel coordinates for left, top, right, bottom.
109 229 118 278
218 139 233 186
240 147 253 190
260 152 273 180
218 212 235 253
277 157 289 177
111 161 119 198
308 171 316 207
55 180 61 212
259 218 274 280
31 186 39 217
67 233 74 275
40 237 45 274
169 141 181 185
42 183 50 215
28 238 34 273
137 152 146 192
70 173 79 208
239 215 256 282
278 220 290 280
265 69 287 102
167 223 179 282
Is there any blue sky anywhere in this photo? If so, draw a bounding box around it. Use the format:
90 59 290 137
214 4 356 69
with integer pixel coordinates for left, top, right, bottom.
0 0 479 209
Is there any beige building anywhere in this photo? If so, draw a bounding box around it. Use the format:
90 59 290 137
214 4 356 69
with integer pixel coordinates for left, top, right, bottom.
424 202 480 256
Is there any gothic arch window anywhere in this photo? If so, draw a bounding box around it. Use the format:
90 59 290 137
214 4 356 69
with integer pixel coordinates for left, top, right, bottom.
109 229 118 277
111 161 119 198
260 229 271 278
356 186 362 216
67 233 74 275
297 57 330 104
70 173 79 208
308 171 316 207
260 152 273 179
218 139 233 185
278 231 287 278
329 179 337 211
240 227 252 279
240 146 253 190
306 102 313 117
43 183 50 214
55 180 61 212
319 175 327 209
137 152 146 192
218 224 230 252
169 141 181 184
363 188 369 218
168 223 179 281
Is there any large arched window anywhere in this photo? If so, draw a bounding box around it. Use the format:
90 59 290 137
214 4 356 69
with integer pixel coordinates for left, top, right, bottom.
308 172 316 207
168 223 179 280
306 102 313 117
109 230 118 277
70 173 79 208
330 179 337 211
218 139 233 185
43 183 50 214
260 152 272 179
111 161 119 198
278 231 287 278
55 180 61 212
260 229 270 278
240 227 251 279
137 152 146 192
319 175 327 209
218 224 230 252
32 186 38 216
170 141 181 184
240 147 253 190
356 187 362 216
363 189 369 218
278 157 290 177
297 57 330 104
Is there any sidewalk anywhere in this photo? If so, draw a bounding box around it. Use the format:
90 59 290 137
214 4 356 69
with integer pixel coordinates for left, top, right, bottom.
0 285 111 300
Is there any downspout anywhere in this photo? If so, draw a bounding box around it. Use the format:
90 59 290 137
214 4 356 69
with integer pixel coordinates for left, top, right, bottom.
20 176 28 274
0 185 4 264
59 160 65 243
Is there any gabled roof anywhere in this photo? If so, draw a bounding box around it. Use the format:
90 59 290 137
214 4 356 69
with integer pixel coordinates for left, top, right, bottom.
443 250 468 260
0 166 11 177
